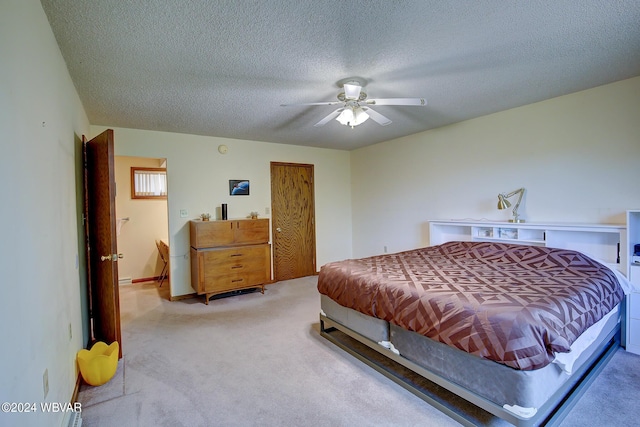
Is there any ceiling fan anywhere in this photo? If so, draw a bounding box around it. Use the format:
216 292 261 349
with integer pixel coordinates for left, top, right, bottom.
281 78 427 128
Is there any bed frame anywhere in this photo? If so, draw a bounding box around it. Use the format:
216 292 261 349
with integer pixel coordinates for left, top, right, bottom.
320 306 621 427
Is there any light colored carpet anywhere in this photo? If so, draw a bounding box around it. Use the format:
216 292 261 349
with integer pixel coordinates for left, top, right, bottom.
77 277 640 426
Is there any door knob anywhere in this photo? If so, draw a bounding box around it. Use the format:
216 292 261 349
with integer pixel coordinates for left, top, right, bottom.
100 254 124 262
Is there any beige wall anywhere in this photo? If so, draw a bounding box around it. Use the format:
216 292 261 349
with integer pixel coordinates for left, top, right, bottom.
115 156 169 282
0 1 90 426
93 77 640 294
350 76 640 257
5 2 639 422
90 126 354 298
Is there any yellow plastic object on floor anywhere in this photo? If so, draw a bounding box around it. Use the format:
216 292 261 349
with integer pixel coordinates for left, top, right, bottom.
76 341 119 386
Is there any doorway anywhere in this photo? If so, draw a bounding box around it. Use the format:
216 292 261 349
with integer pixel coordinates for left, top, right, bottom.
114 156 170 298
270 162 317 281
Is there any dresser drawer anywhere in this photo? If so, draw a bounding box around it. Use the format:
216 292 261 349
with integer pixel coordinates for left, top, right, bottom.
190 220 234 248
202 251 267 278
200 245 268 270
190 219 269 248
201 270 269 293
191 244 270 294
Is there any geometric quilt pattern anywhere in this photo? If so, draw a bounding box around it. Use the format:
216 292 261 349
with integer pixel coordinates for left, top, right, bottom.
318 241 623 370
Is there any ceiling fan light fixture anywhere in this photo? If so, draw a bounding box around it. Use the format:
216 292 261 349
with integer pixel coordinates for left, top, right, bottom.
336 106 369 127
343 83 361 100
336 108 354 125
283 77 425 128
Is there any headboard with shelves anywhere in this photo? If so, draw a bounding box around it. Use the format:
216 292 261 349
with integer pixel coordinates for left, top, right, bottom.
429 220 627 275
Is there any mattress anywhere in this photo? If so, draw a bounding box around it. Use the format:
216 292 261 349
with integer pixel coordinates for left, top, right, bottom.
320 294 621 420
318 241 624 370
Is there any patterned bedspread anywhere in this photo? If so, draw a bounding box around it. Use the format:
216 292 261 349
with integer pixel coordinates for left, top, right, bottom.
317 241 623 370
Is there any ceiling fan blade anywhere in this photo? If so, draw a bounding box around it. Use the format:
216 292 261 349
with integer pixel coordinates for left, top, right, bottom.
363 107 392 126
365 98 427 106
314 108 344 127
281 101 342 107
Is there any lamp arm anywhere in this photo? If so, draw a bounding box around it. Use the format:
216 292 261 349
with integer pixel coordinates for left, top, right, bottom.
506 188 525 219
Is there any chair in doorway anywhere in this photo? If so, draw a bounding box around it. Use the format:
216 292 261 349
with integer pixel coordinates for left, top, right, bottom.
155 239 169 286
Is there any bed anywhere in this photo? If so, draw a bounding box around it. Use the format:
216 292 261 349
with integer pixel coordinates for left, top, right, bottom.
317 240 632 426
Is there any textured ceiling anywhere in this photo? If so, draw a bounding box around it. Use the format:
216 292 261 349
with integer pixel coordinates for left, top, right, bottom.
40 0 640 150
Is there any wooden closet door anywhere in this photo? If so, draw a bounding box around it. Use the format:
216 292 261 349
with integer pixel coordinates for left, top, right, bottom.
270 162 316 281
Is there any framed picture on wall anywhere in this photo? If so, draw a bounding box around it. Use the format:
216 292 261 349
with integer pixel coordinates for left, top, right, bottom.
229 180 250 195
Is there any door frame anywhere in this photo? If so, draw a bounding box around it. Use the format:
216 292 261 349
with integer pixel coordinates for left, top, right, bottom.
115 155 171 296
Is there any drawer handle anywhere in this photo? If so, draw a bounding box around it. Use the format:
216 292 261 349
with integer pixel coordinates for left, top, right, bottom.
230 254 243 257
231 279 244 283
231 265 243 269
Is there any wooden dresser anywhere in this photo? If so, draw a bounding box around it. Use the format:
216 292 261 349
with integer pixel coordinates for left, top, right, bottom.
190 218 271 304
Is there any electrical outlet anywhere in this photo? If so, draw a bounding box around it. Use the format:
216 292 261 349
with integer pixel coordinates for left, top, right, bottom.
43 369 49 399
180 209 188 218
265 207 270 215
384 246 388 253
68 323 72 340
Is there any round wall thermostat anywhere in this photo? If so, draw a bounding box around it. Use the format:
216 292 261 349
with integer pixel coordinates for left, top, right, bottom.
218 144 228 154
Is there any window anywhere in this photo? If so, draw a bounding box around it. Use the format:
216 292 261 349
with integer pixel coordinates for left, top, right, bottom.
131 167 167 199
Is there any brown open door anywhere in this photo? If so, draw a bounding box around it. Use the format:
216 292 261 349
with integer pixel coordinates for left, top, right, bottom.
84 130 122 357
270 162 317 281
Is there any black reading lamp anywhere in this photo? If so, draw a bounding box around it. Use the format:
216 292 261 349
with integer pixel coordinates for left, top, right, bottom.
497 188 526 223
